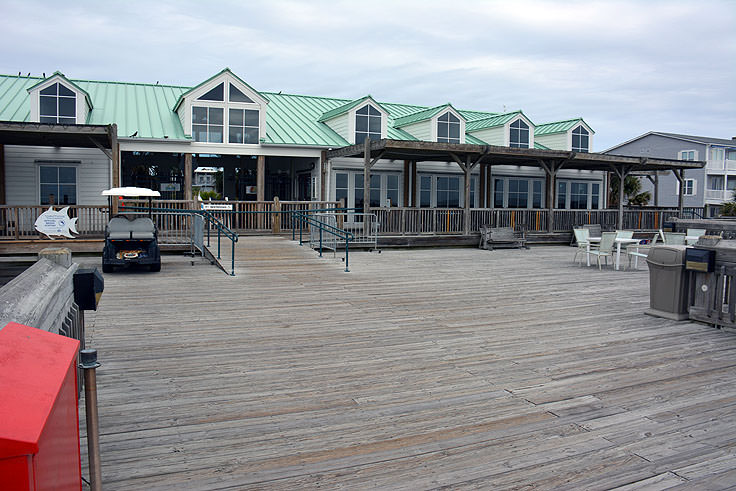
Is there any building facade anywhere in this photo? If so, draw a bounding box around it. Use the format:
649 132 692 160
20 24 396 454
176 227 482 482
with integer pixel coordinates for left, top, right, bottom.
0 68 603 210
604 132 736 209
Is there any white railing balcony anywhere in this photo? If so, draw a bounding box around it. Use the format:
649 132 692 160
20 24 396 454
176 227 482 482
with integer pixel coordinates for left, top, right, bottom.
707 159 726 170
727 159 736 171
705 189 728 201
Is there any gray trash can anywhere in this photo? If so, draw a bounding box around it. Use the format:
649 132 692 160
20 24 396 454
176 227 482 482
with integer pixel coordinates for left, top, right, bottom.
646 245 690 320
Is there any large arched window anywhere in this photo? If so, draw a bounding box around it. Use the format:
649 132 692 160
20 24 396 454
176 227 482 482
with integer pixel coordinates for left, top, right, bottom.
509 119 529 148
192 82 259 144
40 83 76 124
437 112 461 143
355 104 382 144
572 125 589 152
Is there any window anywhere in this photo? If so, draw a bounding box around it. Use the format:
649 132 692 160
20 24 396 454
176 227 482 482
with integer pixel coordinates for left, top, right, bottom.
570 182 588 209
228 108 259 144
370 174 381 207
420 176 432 207
532 181 543 208
40 166 76 205
197 83 224 101
572 126 589 153
386 175 399 207
679 150 697 161
507 179 528 208
728 149 736 161
436 176 460 207
470 177 477 208
192 107 224 143
39 83 76 124
711 148 725 161
355 104 381 144
494 179 504 208
509 119 529 148
684 179 695 196
557 181 567 209
335 172 348 205
708 175 724 190
437 112 461 143
591 183 600 209
229 84 253 103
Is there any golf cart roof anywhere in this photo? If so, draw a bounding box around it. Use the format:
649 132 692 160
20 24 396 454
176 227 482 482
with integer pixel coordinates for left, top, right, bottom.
102 187 161 197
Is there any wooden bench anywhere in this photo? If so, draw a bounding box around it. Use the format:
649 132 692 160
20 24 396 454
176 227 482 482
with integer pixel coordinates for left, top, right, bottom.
479 226 528 250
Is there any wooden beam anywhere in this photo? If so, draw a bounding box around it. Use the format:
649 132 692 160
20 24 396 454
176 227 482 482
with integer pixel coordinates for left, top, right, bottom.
463 156 471 235
363 138 371 215
184 153 192 202
673 169 685 215
0 144 5 205
88 136 113 160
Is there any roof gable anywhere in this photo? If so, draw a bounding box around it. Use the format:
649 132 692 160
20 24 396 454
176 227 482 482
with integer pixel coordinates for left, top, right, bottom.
465 110 530 132
535 118 593 136
173 68 267 111
28 71 93 109
317 95 387 122
393 103 465 128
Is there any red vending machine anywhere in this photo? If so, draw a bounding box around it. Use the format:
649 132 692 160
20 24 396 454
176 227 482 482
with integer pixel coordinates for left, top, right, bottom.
0 322 82 490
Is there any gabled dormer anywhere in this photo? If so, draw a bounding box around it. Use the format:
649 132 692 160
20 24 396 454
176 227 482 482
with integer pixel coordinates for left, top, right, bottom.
393 104 466 144
318 96 388 144
465 111 535 148
535 118 594 152
28 71 92 125
174 68 268 145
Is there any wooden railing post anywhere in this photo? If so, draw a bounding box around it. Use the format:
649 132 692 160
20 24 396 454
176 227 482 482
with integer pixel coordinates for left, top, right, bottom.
272 197 281 234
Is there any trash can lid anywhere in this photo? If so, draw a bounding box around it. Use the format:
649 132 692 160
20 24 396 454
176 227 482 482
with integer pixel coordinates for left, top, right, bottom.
647 245 688 266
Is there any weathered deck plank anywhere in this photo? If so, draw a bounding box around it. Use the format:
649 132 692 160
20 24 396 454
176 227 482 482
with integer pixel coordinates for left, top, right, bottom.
79 238 736 489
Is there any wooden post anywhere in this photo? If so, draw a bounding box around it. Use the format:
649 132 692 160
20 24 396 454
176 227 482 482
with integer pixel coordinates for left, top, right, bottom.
616 167 629 230
0 144 5 205
320 151 327 201
110 125 120 215
184 153 192 203
257 155 266 230
363 138 371 215
406 160 411 206
676 169 685 216
541 161 557 233
464 157 471 235
272 196 281 234
411 161 418 207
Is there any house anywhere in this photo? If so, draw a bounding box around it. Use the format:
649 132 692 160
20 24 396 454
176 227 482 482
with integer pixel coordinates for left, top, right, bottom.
0 68 606 213
193 167 220 194
604 132 736 212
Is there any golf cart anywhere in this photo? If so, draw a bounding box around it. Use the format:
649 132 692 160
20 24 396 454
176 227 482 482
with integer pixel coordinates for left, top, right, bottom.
101 187 161 273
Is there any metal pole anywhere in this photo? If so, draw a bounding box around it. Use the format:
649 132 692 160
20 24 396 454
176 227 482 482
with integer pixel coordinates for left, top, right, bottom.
217 227 221 259
319 227 323 257
299 216 303 245
231 239 235 276
345 240 350 272
80 349 102 491
292 212 295 241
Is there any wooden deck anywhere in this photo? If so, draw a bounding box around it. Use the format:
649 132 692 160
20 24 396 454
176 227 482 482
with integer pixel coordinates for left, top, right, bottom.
80 238 736 489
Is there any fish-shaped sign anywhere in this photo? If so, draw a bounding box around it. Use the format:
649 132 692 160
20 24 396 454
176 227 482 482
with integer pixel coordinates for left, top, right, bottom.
34 206 79 239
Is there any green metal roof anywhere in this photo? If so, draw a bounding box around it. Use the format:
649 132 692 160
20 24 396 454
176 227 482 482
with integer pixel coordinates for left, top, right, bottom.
173 67 266 112
464 133 487 145
465 111 527 132
393 103 465 127
535 118 592 136
534 141 551 150
0 72 589 148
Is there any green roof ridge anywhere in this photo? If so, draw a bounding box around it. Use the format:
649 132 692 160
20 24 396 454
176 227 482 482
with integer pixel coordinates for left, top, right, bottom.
393 103 465 127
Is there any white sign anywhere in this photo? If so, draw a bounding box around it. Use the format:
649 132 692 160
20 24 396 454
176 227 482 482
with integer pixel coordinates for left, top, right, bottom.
201 203 233 211
245 185 257 194
34 207 79 239
160 182 181 192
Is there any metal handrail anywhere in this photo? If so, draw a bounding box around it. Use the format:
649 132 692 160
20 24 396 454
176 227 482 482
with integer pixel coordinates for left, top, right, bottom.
291 211 354 272
125 206 238 276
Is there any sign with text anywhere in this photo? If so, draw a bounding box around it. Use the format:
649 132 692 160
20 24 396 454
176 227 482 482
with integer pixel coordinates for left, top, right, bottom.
160 182 181 192
201 203 233 211
34 207 79 239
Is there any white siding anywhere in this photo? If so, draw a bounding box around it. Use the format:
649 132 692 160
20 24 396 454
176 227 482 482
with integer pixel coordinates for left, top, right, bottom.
324 114 349 141
536 132 568 150
470 127 505 146
4 145 110 205
401 121 432 141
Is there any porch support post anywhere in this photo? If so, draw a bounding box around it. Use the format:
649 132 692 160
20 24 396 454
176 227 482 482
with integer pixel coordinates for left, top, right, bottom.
611 164 632 230
645 174 659 207
403 160 410 207
540 160 559 233
320 150 327 202
184 153 192 203
673 169 685 216
363 138 371 215
0 144 5 205
257 155 265 202
411 161 418 207
449 152 485 236
110 124 120 215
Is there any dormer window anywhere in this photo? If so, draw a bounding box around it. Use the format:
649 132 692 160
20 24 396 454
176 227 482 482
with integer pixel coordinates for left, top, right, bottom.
355 104 381 144
572 125 589 153
437 112 461 143
191 82 260 144
509 119 529 148
40 83 76 124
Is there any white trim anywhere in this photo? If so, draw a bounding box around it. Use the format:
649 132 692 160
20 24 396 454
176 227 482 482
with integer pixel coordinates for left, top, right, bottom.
432 107 466 144
348 101 388 144
29 75 88 124
675 178 697 196
505 115 535 149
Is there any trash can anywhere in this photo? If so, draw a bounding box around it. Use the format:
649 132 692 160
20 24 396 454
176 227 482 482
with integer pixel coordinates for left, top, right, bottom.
645 245 690 320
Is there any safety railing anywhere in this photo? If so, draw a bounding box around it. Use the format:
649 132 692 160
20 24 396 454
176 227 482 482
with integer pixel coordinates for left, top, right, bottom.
291 209 354 272
0 205 109 239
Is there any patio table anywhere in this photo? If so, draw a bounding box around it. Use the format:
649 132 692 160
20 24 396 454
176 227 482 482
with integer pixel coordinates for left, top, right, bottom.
587 237 641 271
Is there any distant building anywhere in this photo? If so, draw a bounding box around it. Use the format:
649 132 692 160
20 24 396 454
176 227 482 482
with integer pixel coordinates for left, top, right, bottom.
193 167 219 194
605 132 736 211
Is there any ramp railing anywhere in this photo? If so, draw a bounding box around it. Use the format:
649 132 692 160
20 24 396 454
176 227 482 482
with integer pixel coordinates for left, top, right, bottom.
291 210 354 272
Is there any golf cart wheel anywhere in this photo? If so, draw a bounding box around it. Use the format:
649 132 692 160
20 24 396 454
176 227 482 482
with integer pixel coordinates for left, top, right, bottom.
102 263 113 273
150 262 161 272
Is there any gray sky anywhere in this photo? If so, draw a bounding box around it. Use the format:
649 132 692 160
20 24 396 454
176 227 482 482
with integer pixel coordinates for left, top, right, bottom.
1 0 734 151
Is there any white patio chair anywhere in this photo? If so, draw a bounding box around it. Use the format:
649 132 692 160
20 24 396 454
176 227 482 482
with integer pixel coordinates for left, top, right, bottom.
615 230 634 240
587 231 616 270
627 233 659 269
573 228 589 265
664 232 686 245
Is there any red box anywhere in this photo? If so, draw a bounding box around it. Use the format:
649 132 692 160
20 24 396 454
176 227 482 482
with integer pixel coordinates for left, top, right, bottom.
0 322 82 490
